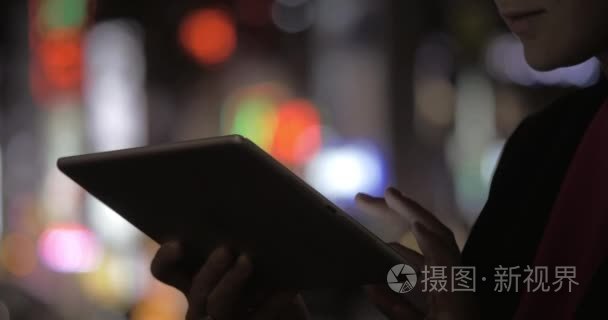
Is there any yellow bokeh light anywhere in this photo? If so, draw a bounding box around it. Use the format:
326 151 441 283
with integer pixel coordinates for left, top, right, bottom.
79 253 139 307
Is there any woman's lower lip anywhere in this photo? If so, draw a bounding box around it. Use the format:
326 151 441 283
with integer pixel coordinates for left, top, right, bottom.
506 13 544 34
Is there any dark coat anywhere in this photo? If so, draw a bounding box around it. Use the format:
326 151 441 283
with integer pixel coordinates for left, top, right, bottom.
462 78 608 319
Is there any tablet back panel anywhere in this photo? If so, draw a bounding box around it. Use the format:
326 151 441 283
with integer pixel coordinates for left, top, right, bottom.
58 135 404 289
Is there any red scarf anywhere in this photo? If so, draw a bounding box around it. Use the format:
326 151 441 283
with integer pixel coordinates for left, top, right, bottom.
514 100 608 319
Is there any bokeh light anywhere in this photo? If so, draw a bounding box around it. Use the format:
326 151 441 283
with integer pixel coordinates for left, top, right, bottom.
85 20 147 151
130 281 186 320
481 140 505 187
305 143 385 201
271 99 321 165
448 71 496 222
271 0 315 33
38 224 103 273
179 8 237 66
315 0 364 36
86 199 140 250
79 252 146 307
34 30 83 92
223 83 290 133
40 0 89 31
29 0 92 105
0 233 38 277
224 83 322 165
414 77 455 128
231 96 279 151
40 108 84 222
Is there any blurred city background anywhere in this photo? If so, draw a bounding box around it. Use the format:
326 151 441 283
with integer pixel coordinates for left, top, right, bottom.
0 0 602 319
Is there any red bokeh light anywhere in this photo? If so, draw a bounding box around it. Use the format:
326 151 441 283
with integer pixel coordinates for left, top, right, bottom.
36 31 83 90
29 30 83 104
271 99 322 165
179 8 237 66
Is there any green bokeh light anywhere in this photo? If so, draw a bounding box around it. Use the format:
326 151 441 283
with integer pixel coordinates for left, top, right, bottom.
41 0 88 30
231 97 278 150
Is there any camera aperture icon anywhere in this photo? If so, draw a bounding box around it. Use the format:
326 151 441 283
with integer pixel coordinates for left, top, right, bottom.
387 264 417 293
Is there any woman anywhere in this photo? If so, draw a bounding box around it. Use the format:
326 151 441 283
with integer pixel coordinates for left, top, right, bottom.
151 0 608 319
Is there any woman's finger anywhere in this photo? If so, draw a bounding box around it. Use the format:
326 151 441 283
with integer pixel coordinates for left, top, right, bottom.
411 223 458 314
385 243 429 313
365 285 425 320
185 247 235 320
388 242 424 270
205 254 254 319
384 188 454 242
150 241 191 293
412 222 459 267
355 193 405 223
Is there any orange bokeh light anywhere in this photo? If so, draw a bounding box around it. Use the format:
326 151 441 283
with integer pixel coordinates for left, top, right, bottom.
271 99 322 165
130 276 186 320
0 233 38 277
179 8 237 66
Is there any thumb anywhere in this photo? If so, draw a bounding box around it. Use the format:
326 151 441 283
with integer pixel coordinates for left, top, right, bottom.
150 241 191 294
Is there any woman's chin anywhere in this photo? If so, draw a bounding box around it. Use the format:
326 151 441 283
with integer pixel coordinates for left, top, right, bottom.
525 51 579 72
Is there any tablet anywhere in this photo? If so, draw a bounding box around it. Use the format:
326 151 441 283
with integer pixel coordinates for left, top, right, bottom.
58 135 405 290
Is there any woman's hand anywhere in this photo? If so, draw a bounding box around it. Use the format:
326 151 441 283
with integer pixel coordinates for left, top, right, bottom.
151 243 310 320
357 188 479 320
